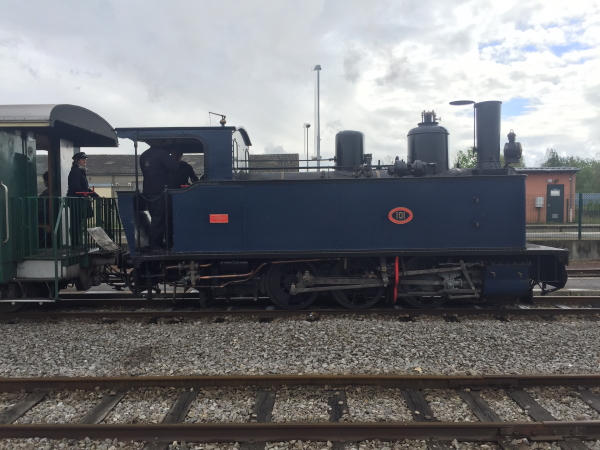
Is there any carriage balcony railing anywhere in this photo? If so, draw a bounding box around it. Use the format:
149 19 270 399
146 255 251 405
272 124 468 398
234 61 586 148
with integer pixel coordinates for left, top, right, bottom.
11 196 123 265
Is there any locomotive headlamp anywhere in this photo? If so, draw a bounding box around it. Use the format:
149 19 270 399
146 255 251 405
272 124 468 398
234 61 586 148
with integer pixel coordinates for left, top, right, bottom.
503 129 523 166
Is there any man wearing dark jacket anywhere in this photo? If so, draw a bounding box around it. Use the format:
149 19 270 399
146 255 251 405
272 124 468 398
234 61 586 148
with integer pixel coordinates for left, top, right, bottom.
66 152 98 247
139 142 179 252
167 150 200 189
67 152 98 198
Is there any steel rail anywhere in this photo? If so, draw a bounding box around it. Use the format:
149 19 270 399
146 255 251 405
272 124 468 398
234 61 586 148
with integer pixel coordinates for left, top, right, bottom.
49 293 600 303
1 307 599 320
9 296 600 309
534 296 600 303
566 268 600 277
2 374 600 392
1 421 600 442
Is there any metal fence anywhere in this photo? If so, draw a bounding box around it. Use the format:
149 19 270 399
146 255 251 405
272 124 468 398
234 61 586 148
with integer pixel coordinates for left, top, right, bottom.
12 196 123 263
526 193 600 240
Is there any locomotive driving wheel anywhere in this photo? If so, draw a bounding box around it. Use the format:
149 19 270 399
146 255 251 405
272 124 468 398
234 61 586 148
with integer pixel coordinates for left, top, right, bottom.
401 257 447 309
331 258 385 310
265 262 319 310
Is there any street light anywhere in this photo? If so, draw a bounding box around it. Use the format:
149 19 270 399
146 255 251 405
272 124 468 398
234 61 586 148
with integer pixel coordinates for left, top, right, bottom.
303 123 311 171
312 65 321 169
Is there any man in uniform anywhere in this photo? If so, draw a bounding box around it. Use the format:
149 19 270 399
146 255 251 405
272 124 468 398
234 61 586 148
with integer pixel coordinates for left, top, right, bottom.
67 152 98 198
66 152 99 246
139 140 179 252
167 150 200 189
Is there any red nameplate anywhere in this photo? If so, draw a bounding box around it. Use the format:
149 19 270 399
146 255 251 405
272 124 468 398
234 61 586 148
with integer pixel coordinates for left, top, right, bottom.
209 214 229 223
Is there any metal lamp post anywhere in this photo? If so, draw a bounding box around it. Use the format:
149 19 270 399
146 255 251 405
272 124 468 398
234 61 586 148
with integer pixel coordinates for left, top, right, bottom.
312 65 321 169
304 123 311 171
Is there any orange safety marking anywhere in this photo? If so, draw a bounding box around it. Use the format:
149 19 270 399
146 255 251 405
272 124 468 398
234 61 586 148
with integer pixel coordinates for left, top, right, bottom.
210 214 229 223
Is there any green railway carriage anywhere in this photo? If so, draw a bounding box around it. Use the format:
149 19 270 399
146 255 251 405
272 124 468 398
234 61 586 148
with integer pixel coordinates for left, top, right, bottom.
0 105 122 311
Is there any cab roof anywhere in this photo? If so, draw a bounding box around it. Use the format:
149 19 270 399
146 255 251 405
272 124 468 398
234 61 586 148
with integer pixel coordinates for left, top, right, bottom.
0 104 117 147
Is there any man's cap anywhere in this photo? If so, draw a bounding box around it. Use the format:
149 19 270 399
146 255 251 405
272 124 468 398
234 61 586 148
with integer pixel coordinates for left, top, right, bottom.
73 152 88 160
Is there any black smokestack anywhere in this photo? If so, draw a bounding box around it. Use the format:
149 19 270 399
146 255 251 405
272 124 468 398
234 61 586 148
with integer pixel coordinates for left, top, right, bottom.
475 101 502 170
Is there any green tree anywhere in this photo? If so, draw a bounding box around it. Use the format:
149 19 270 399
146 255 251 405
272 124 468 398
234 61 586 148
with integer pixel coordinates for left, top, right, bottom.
500 154 526 167
454 147 526 168
454 147 477 168
541 148 600 193
541 148 563 167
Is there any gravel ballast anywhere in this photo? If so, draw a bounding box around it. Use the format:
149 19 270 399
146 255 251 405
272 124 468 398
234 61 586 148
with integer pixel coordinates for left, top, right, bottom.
103 387 182 424
0 438 144 449
478 389 532 422
526 386 600 421
183 386 255 423
0 391 25 410
1 314 600 449
15 389 109 424
424 389 478 422
270 386 330 422
0 315 598 377
342 386 412 422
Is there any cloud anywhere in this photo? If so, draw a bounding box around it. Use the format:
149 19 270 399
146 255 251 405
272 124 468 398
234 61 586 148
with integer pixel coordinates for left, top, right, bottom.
343 49 363 83
326 119 345 133
0 0 598 167
264 143 286 154
375 54 410 87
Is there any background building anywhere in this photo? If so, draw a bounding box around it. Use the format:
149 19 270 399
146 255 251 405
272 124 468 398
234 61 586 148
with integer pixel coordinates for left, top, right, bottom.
516 167 580 223
37 154 299 197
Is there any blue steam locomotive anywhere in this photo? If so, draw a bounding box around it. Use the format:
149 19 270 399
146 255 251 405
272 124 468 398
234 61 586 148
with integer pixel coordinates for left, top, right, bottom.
114 100 568 309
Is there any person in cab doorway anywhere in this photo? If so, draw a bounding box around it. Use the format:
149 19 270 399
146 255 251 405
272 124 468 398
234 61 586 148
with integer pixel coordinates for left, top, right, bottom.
167 149 199 189
139 140 179 253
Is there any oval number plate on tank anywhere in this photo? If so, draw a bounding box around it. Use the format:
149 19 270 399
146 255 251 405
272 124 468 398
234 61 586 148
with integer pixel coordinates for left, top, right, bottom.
388 207 413 224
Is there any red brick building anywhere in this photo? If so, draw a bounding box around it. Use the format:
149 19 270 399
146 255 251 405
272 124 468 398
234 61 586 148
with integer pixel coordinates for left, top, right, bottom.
515 167 580 223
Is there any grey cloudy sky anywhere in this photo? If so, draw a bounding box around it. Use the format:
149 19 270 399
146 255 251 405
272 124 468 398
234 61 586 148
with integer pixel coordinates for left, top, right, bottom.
1 0 599 166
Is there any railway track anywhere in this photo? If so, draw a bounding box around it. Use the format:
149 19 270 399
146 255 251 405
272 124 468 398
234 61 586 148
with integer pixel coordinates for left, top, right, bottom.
52 290 600 305
1 375 600 448
567 268 600 277
3 291 599 321
1 304 599 321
